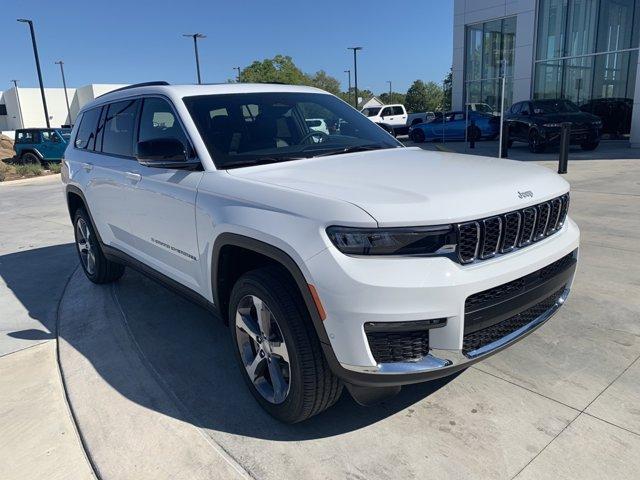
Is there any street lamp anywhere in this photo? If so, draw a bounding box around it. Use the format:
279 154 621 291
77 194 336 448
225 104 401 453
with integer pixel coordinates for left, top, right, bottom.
55 61 71 125
233 66 241 82
386 80 392 99
10 80 24 129
182 33 206 84
17 19 50 128
347 47 363 108
344 70 351 97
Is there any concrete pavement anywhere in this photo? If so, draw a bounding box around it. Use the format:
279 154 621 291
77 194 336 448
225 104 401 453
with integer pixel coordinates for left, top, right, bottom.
1 157 640 479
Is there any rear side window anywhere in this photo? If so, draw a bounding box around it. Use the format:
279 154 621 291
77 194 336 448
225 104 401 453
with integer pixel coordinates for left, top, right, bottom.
510 103 522 115
138 97 189 148
75 108 101 150
381 107 393 116
101 100 139 157
392 106 404 115
16 131 36 144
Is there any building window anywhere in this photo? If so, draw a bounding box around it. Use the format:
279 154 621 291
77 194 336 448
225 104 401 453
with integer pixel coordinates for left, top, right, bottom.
534 0 639 135
464 16 516 113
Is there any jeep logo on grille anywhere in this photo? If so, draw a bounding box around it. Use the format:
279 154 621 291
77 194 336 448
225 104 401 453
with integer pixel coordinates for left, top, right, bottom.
518 190 533 199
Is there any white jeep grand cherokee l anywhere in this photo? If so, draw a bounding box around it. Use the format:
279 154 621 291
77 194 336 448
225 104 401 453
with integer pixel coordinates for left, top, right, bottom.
62 82 579 423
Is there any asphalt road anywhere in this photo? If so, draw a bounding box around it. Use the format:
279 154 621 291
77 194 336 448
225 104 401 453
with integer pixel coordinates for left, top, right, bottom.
2 158 640 479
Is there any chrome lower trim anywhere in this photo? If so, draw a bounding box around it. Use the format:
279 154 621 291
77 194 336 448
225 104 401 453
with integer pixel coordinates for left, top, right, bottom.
341 287 570 376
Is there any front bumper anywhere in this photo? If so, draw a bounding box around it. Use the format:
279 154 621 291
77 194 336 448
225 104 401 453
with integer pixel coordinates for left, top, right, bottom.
542 126 601 144
307 218 579 387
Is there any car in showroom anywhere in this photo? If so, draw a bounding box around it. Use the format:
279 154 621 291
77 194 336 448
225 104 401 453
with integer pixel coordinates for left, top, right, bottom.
409 110 499 143
13 127 71 164
504 99 602 153
579 97 633 138
62 82 579 423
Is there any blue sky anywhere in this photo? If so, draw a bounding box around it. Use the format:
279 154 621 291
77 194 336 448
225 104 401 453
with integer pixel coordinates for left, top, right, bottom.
3 0 453 95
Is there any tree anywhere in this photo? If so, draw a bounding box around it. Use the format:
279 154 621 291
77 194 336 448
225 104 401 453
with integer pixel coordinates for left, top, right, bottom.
239 55 310 85
310 70 341 95
379 92 406 105
405 80 444 112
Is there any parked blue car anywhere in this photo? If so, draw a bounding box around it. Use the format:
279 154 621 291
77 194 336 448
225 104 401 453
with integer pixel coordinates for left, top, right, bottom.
13 128 71 164
409 111 500 143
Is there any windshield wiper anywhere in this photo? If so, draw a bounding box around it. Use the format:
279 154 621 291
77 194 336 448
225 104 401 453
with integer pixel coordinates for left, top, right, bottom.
222 156 304 169
312 143 389 157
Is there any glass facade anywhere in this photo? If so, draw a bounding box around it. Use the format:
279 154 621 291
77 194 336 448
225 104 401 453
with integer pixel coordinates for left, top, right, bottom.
534 0 639 135
464 16 516 113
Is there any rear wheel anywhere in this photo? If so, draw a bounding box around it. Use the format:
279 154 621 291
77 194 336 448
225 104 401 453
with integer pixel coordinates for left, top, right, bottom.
229 266 342 423
467 125 481 142
73 208 125 283
20 152 41 165
528 130 546 153
411 129 426 143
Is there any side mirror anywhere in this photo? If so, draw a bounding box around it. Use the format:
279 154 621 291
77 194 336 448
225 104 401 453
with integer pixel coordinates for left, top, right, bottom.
136 138 198 169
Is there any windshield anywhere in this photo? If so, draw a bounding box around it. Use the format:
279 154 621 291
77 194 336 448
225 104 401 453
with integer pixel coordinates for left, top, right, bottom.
532 100 580 114
361 107 381 117
474 104 493 114
184 92 401 168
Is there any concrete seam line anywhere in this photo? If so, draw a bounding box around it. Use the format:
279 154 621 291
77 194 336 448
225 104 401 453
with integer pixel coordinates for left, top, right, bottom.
55 264 103 480
110 282 254 480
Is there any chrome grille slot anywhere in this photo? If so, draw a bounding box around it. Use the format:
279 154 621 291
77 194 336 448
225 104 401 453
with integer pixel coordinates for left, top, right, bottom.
480 217 502 259
533 202 551 241
547 198 562 233
457 221 480 264
501 212 521 253
558 194 569 229
519 208 537 247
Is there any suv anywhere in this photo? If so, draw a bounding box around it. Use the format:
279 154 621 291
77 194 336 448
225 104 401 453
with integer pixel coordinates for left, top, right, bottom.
62 82 579 423
14 128 71 163
361 104 409 135
505 99 602 153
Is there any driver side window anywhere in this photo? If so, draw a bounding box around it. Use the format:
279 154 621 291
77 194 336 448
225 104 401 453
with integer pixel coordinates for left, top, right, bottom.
138 97 189 149
381 107 393 117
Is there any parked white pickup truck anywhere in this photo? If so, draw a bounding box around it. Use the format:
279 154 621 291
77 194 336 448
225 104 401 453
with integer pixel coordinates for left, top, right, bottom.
361 104 434 136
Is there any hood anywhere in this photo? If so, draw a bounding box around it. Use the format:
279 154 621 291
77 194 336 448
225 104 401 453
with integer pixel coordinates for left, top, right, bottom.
227 147 569 226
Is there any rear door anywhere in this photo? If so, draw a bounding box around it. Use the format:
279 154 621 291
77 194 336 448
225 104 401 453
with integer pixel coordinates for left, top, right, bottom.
124 96 204 292
391 105 408 127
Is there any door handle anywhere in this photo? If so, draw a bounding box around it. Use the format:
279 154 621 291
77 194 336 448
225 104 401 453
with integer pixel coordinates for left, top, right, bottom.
125 172 141 182
83 162 93 172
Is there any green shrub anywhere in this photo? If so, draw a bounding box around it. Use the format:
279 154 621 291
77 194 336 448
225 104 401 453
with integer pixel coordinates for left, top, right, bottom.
15 163 43 177
47 162 62 174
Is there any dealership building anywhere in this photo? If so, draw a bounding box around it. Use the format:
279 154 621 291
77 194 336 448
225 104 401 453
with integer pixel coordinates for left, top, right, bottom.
452 0 640 146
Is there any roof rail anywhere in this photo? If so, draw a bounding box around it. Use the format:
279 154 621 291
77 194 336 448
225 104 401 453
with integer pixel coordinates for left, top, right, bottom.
96 81 170 98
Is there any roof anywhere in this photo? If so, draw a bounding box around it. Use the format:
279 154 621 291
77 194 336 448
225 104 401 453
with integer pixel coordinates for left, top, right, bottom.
80 83 329 114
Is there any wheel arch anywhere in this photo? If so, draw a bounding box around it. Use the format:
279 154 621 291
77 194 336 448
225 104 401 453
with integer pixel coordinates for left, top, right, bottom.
19 148 43 160
65 185 105 246
211 233 330 345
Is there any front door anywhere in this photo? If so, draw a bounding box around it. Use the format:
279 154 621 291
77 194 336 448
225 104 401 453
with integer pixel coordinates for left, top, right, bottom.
124 96 204 293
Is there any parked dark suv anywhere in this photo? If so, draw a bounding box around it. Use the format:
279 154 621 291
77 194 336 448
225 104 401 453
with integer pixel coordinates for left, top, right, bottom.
579 98 633 138
505 99 602 153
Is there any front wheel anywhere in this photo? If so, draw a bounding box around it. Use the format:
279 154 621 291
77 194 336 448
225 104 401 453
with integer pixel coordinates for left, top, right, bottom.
229 266 342 423
411 129 426 143
528 130 546 153
74 208 125 283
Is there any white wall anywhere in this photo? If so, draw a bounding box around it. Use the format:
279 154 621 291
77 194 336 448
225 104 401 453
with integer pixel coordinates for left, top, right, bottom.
452 0 536 111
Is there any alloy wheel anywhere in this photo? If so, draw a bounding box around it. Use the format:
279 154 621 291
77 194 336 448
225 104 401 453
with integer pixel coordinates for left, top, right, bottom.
76 217 96 275
235 294 291 404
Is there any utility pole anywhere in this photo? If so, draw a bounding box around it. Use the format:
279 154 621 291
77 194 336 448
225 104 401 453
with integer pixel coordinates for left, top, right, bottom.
344 70 351 98
10 80 24 129
348 47 363 109
233 66 241 82
183 33 206 84
386 80 392 99
17 19 50 127
55 61 71 124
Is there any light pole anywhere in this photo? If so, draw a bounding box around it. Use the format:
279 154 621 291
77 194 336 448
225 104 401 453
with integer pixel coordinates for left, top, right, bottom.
10 80 24 129
386 80 392 100
183 33 206 84
17 19 50 128
344 69 351 98
55 60 71 125
233 66 241 82
348 47 363 108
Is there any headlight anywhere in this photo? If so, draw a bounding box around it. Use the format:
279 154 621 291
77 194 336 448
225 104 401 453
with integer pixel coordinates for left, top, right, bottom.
592 120 602 126
543 123 562 128
326 225 455 256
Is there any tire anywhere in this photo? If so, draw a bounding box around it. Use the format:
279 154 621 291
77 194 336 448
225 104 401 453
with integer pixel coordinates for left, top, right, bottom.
229 266 342 423
411 129 426 143
73 208 125 284
20 152 41 165
580 140 599 151
528 129 546 153
467 125 481 142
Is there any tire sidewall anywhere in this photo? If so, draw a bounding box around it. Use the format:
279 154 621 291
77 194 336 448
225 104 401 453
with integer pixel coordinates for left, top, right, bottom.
21 152 40 165
228 272 309 421
73 209 101 282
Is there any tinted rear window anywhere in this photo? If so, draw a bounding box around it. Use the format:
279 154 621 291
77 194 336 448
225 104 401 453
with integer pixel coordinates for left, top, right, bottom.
101 100 139 157
75 108 101 150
